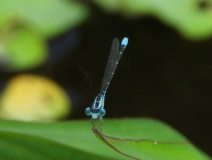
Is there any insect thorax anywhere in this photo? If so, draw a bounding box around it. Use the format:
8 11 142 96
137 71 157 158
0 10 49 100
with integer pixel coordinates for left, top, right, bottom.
91 94 105 110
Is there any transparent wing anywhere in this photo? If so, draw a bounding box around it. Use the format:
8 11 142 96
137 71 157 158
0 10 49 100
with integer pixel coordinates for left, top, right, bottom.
99 38 128 95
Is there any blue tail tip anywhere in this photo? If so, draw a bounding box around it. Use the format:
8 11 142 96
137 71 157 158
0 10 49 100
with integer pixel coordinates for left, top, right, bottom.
121 37 128 46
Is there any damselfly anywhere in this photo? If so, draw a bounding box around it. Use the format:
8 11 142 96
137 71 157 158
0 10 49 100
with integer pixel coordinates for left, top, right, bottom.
85 37 128 129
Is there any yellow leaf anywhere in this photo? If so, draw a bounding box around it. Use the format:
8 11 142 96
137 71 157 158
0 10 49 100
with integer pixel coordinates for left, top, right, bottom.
0 74 71 121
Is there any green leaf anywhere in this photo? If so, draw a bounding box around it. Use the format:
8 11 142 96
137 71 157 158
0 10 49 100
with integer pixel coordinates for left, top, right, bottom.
93 127 208 159
93 0 212 40
0 118 210 160
0 131 109 160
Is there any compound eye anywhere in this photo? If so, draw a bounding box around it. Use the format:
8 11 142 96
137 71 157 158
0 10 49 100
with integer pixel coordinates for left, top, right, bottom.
85 107 91 116
99 108 106 116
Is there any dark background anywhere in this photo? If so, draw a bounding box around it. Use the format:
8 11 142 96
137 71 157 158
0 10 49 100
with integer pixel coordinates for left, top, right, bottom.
42 4 212 157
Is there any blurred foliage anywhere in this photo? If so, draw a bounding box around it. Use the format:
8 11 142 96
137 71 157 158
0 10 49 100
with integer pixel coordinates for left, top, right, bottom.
93 0 212 40
0 74 71 121
0 0 89 71
0 21 47 71
0 0 212 70
0 118 210 160
0 0 89 38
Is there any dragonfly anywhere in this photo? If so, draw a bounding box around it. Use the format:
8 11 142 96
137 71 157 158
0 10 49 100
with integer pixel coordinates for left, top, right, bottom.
85 37 128 130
